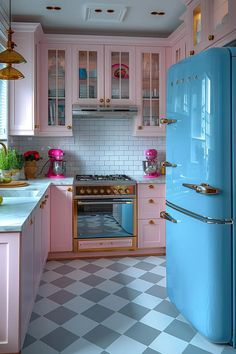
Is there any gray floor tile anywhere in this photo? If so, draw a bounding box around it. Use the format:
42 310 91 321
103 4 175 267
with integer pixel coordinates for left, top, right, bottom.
143 348 162 354
164 319 196 342
44 306 77 325
30 312 40 322
183 344 215 354
114 286 142 300
125 322 161 346
41 327 79 352
48 290 76 305
146 284 167 299
154 299 179 318
81 288 109 302
80 264 103 273
160 261 166 267
51 276 76 288
118 302 149 320
140 272 164 284
35 294 43 302
221 347 236 353
23 334 37 348
84 324 120 349
80 274 105 286
53 265 76 275
134 261 156 271
107 262 129 272
82 304 114 322
110 273 135 285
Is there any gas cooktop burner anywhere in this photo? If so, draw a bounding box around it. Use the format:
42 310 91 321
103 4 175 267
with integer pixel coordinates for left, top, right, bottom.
75 174 133 182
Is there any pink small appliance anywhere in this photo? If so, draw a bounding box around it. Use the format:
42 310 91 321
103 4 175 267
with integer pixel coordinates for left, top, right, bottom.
46 148 66 178
142 149 160 178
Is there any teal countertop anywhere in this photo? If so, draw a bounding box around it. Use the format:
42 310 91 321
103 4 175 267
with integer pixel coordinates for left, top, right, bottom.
0 177 73 233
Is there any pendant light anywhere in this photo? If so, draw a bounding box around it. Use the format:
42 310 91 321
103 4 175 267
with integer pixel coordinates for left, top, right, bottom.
0 0 26 80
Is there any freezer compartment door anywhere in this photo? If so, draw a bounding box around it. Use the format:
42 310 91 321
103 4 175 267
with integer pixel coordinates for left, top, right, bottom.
166 204 232 343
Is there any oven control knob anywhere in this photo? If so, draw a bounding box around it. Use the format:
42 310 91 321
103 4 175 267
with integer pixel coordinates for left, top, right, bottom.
86 188 92 194
93 188 98 194
80 188 85 194
125 188 130 194
100 188 105 194
106 188 112 194
118 188 124 194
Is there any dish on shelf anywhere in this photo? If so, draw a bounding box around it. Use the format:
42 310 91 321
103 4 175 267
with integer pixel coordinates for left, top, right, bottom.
112 63 129 79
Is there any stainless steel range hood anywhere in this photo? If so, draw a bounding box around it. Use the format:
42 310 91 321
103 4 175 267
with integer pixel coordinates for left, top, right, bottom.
72 104 138 118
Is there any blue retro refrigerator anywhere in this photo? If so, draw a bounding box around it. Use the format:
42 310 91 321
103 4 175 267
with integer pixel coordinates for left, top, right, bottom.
162 47 236 345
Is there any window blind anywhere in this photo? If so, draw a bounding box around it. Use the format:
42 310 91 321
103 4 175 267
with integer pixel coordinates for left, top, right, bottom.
0 44 8 140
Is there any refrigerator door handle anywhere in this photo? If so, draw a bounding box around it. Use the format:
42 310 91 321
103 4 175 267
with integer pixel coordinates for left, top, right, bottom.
163 161 177 168
182 183 220 195
160 118 177 125
160 211 177 223
166 200 233 225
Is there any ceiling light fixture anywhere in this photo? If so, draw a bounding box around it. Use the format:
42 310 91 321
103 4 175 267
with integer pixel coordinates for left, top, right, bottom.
0 0 27 80
46 6 61 10
150 11 166 16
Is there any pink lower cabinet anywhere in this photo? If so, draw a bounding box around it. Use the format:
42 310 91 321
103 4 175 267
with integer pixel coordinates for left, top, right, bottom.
138 183 166 248
0 233 20 354
50 185 73 252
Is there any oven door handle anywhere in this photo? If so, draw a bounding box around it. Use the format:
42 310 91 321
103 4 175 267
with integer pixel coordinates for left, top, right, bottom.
77 199 134 205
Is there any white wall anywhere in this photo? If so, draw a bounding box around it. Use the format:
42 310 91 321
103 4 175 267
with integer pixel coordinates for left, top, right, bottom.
10 118 165 177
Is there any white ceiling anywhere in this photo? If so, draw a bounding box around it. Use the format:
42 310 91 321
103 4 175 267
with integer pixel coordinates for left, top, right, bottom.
9 0 186 37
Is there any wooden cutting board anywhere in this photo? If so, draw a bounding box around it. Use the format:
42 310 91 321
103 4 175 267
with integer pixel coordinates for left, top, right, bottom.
0 181 29 188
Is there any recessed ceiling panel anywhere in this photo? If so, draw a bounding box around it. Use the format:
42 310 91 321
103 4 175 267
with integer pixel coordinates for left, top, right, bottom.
85 4 127 22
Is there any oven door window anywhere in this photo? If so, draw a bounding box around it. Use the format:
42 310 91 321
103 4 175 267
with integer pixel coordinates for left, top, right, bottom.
77 199 134 239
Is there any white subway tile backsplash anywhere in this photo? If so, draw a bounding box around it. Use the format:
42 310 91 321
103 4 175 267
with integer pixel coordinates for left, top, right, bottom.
10 118 165 176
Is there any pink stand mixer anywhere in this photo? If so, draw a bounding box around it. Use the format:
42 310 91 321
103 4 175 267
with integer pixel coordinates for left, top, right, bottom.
46 148 66 178
142 149 160 178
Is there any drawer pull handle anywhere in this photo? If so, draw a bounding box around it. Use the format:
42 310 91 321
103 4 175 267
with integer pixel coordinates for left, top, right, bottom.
29 218 33 225
67 125 72 130
67 187 73 192
148 184 154 189
149 219 155 225
208 34 214 41
45 194 49 199
149 199 154 203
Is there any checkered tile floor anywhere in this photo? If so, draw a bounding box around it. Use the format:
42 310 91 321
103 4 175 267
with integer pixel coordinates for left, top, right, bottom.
22 256 235 354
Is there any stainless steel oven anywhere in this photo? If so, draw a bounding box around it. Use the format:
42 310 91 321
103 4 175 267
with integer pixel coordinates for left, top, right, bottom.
73 175 137 251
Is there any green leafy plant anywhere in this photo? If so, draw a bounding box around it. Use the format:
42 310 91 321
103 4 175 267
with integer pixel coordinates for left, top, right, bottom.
0 148 24 170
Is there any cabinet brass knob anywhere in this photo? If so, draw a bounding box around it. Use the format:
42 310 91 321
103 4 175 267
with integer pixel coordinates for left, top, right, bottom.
138 126 143 130
29 218 33 225
34 124 40 129
106 98 110 103
67 125 72 130
148 184 154 189
208 34 214 41
45 194 49 199
99 98 104 103
67 187 73 192
149 199 154 203
149 219 155 225
189 50 195 56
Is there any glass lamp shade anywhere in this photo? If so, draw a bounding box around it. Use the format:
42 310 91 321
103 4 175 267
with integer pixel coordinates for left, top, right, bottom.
0 64 24 80
0 48 26 64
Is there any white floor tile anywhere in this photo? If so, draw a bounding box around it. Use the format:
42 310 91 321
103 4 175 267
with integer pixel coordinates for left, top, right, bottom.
27 317 57 339
61 338 102 354
107 334 146 354
102 312 137 334
64 269 90 281
41 270 62 283
191 332 226 354
98 294 129 311
128 278 153 292
22 339 58 354
150 266 166 276
62 314 97 337
38 283 61 297
121 267 146 278
64 296 94 313
133 293 163 309
65 282 92 295
150 332 188 354
33 298 59 316
140 310 174 331
45 261 64 270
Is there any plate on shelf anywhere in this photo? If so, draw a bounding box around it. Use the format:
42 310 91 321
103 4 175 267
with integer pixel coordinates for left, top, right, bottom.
112 63 129 79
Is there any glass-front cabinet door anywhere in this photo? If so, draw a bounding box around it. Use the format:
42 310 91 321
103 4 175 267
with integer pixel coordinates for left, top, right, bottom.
72 45 104 105
40 44 72 136
134 47 165 136
105 45 135 105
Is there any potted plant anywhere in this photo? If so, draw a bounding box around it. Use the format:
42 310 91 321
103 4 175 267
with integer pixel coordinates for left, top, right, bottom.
24 150 42 179
11 150 24 180
0 148 25 180
0 148 11 177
